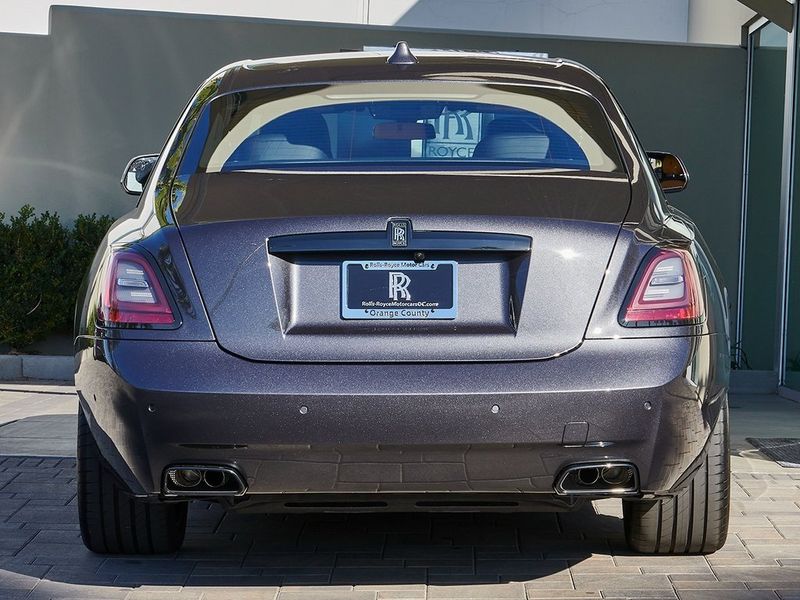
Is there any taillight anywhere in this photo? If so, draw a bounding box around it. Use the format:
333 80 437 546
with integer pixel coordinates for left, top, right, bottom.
99 250 177 326
620 248 704 327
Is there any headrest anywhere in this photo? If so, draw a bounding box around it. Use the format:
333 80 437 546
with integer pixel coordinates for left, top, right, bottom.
472 117 550 160
261 112 332 157
484 117 545 137
229 134 329 165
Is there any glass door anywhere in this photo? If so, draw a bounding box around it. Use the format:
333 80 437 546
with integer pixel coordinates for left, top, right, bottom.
784 15 800 391
737 22 788 372
786 186 800 390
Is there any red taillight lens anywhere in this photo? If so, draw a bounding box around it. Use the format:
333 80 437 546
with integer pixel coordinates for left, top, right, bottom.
99 250 176 326
621 248 705 327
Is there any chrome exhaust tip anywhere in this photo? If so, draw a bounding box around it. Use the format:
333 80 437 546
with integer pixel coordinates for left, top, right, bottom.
169 468 202 488
576 467 600 486
163 465 246 497
203 469 227 489
555 462 638 496
600 465 634 486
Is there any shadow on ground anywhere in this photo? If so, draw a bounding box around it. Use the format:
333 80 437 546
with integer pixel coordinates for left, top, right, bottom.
0 454 632 595
0 414 76 457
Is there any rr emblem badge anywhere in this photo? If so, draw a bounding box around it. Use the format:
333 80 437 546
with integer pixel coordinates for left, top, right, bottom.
389 220 409 247
388 272 411 301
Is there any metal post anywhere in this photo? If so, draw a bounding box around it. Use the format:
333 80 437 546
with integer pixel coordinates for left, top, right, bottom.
736 30 756 368
775 7 798 385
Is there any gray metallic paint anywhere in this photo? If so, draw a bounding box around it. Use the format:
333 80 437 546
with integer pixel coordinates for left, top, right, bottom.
74 51 729 509
74 333 725 499
178 213 623 362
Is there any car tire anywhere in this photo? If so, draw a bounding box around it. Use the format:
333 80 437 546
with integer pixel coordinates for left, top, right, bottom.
623 397 730 554
77 406 188 554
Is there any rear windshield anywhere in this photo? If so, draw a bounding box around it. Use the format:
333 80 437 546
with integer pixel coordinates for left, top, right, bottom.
178 82 623 175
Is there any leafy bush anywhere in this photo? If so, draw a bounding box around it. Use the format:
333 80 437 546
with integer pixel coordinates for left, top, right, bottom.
64 212 116 316
0 205 114 352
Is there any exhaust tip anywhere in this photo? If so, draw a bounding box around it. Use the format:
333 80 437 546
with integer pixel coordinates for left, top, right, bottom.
169 468 202 488
555 462 638 496
163 465 246 497
203 470 227 488
601 465 633 486
576 467 600 486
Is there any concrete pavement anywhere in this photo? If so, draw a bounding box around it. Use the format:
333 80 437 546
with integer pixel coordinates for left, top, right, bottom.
0 383 798 599
0 383 76 457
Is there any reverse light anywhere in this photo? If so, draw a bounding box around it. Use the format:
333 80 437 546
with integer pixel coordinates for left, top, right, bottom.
99 250 176 326
620 248 704 327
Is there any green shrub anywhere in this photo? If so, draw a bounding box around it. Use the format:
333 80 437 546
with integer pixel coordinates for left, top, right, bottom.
64 212 116 326
0 205 113 352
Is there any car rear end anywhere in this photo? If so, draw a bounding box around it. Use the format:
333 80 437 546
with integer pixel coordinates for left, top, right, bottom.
75 51 729 554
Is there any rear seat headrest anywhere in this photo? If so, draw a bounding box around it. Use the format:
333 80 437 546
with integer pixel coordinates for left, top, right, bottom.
473 117 550 160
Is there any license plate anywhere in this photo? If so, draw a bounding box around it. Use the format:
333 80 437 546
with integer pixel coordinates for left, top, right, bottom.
341 260 457 320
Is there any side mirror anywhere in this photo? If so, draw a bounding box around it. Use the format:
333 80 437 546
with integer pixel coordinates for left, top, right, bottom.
647 151 689 193
120 154 159 195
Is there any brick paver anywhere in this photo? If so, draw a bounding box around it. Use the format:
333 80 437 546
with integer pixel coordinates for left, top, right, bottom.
0 386 798 599
0 384 76 457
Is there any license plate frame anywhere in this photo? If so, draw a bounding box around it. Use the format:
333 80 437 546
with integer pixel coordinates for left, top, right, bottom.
341 260 458 320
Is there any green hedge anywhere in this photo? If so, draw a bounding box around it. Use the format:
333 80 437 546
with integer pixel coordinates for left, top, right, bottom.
0 205 114 352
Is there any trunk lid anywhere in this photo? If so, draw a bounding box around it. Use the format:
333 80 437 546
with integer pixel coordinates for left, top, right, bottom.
174 171 629 362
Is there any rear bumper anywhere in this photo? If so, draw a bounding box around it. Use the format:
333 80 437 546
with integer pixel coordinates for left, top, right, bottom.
75 334 727 502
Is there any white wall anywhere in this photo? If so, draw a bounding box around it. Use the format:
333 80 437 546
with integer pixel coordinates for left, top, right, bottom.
1 1 366 34
5 0 691 43
3 0 763 45
368 0 690 42
688 0 755 46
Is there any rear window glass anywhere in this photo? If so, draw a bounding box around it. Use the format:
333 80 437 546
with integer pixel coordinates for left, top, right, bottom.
178 82 623 175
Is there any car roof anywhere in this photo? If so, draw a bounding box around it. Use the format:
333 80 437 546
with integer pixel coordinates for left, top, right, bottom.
245 48 561 69
211 44 609 99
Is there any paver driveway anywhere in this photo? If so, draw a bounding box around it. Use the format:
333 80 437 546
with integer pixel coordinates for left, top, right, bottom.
0 383 799 600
